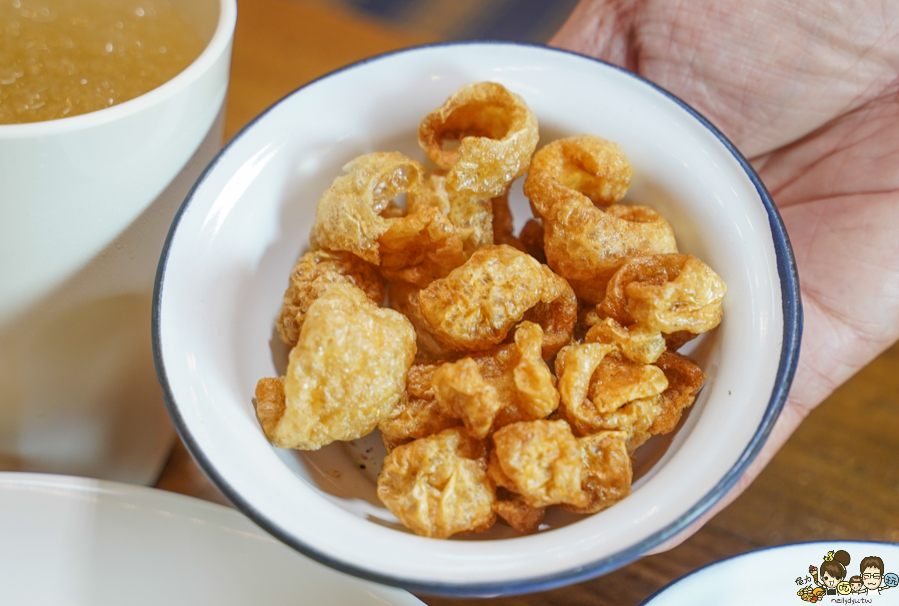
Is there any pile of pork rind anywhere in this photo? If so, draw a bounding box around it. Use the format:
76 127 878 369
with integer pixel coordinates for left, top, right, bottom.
254 82 726 539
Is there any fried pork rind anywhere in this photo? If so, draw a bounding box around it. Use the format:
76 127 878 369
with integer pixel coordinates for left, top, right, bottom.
419 82 539 199
432 358 502 440
493 488 545 534
377 427 496 538
584 317 666 365
650 351 706 435
600 253 725 337
523 135 678 303
378 364 461 452
555 343 668 447
543 202 679 304
488 419 588 509
276 250 386 348
260 283 416 450
625 255 726 335
432 322 559 438
254 376 286 440
562 430 632 515
388 280 455 362
378 206 465 287
309 152 425 265
419 244 576 358
524 135 633 218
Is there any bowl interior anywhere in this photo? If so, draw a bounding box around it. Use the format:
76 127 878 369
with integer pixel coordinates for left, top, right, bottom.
155 43 797 595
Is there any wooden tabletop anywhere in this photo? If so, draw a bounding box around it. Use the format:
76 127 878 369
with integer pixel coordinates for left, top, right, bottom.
154 1 899 603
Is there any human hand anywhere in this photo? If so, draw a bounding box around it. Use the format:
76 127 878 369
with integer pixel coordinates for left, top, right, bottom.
551 0 899 543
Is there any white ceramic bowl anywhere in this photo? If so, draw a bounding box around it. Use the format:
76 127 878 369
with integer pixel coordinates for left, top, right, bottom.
0 472 423 606
1 0 236 484
153 42 801 597
640 542 899 605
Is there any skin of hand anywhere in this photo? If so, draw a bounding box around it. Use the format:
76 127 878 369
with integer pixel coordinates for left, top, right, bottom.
551 0 899 547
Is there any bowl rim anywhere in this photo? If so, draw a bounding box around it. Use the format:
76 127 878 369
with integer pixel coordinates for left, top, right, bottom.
152 40 802 597
638 540 898 605
0 0 237 137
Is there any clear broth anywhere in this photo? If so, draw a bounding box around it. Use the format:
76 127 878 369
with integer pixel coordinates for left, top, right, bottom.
0 0 206 124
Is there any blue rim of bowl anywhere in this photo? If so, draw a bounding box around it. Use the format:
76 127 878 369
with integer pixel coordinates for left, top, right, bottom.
638 541 898 605
152 40 803 598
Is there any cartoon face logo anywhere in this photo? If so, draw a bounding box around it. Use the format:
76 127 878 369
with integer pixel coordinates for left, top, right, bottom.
821 571 839 588
863 567 883 590
837 581 851 595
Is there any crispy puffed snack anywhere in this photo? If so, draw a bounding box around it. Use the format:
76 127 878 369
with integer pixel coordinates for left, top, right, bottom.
378 206 465 287
650 351 706 435
419 244 576 358
491 190 526 252
377 427 496 538
593 396 663 452
518 218 546 264
258 283 416 450
432 322 559 438
419 82 539 199
626 255 726 335
493 488 546 534
387 280 456 362
543 202 679 304
488 419 588 509
555 343 668 435
587 354 669 414
309 152 424 265
584 316 667 364
524 135 633 218
600 253 726 336
562 430 632 515
378 364 461 452
254 376 286 440
276 250 386 348
432 357 502 440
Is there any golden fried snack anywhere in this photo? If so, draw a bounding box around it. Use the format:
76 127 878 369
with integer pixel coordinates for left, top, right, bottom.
593 396 663 452
650 351 706 435
491 191 526 252
542 202 679 304
555 343 667 446
309 152 424 264
276 250 386 348
600 253 725 336
432 358 502 440
587 354 668 414
377 427 496 538
254 376 286 440
584 317 666 364
259 283 416 450
626 255 727 334
378 206 465 287
419 244 577 358
378 364 461 452
488 419 588 509
407 172 452 216
562 430 632 515
432 322 559 438
518 218 546 264
387 280 455 362
493 488 545 534
524 135 633 218
555 342 617 420
419 82 539 199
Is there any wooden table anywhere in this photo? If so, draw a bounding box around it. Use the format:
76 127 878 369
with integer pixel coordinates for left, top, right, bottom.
155 1 899 603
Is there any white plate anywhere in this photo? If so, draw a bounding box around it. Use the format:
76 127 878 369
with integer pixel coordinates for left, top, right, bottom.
0 472 424 606
153 42 801 596
642 542 899 605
